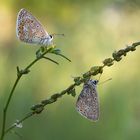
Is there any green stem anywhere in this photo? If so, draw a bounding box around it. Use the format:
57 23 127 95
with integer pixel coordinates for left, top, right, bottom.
1 41 140 139
0 47 53 140
0 76 21 140
5 112 35 134
57 53 71 62
42 56 59 65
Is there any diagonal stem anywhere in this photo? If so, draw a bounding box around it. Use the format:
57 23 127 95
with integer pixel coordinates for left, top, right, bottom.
1 41 140 139
56 53 71 62
0 47 53 140
5 112 35 134
42 56 59 65
0 76 21 140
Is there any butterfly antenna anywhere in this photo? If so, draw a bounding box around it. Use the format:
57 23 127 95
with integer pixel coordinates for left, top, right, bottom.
51 33 65 37
98 78 112 85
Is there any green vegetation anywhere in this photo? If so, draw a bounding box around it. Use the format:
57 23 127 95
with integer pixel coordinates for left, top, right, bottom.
0 1 140 140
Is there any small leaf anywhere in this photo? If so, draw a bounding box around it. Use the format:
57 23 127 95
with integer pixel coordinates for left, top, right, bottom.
36 47 44 58
51 48 61 54
43 56 59 65
51 49 71 62
74 77 82 85
31 104 44 114
67 88 76 97
103 58 114 66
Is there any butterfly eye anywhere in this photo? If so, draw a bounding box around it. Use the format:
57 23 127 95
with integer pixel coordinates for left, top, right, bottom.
49 35 53 38
36 25 39 28
93 80 98 85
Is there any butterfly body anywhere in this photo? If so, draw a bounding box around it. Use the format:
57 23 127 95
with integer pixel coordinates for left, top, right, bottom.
76 79 99 121
16 8 53 46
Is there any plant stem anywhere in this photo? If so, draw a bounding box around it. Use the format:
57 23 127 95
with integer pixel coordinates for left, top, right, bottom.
0 76 21 140
1 41 140 139
55 53 71 62
0 47 53 140
42 56 59 65
5 112 35 134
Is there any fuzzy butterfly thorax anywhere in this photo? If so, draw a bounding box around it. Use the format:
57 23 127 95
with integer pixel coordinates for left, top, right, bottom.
84 79 99 88
16 8 53 46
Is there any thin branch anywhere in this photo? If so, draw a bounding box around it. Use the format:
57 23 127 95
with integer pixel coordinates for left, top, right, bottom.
42 56 59 65
56 53 71 62
0 76 21 140
5 112 35 134
50 49 71 62
5 41 140 134
0 46 54 140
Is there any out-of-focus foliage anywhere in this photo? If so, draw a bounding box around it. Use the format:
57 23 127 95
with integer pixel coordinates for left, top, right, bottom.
0 0 140 140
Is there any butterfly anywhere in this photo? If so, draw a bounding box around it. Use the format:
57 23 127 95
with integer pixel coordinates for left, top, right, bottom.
76 79 99 121
16 8 53 46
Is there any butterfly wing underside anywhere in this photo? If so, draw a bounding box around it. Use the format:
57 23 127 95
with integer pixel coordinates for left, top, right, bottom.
76 81 99 121
16 8 49 44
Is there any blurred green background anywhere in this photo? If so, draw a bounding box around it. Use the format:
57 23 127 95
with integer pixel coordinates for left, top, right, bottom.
0 0 140 140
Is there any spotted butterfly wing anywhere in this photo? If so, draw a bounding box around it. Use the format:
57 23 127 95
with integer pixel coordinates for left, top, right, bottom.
76 79 99 121
16 8 52 45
